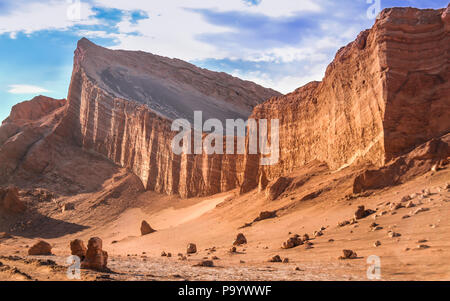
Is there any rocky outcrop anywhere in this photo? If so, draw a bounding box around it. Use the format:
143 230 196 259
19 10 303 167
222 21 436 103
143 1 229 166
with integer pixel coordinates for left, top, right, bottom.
140 220 156 235
81 237 108 271
353 135 450 193
0 187 26 214
241 6 450 192
70 239 87 261
28 240 52 255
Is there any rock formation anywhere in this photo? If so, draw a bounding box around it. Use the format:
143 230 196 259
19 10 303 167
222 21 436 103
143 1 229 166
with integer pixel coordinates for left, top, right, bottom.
81 237 108 271
28 240 52 255
70 239 87 261
241 6 450 193
140 220 156 235
186 243 197 254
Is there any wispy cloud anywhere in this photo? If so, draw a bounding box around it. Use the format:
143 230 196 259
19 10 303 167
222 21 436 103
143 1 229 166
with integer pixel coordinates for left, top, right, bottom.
8 84 50 94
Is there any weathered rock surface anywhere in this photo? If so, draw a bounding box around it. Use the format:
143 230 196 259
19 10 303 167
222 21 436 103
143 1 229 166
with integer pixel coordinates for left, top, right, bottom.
28 240 52 255
353 136 450 193
81 237 108 271
265 177 291 201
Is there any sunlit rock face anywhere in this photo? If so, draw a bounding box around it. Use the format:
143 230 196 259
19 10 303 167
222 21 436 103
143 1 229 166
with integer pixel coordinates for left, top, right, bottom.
240 6 450 192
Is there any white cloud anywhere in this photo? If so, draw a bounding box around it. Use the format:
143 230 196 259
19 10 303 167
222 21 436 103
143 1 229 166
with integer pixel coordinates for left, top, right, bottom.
0 0 98 35
8 85 50 94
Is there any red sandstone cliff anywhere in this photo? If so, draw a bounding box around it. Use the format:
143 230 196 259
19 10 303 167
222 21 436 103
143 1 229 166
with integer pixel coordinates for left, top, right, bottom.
241 6 450 193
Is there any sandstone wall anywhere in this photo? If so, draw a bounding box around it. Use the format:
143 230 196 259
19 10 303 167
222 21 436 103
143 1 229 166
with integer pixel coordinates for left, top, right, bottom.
241 7 450 192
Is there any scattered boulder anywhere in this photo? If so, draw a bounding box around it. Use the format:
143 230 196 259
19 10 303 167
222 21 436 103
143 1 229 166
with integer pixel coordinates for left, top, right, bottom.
283 258 289 263
70 239 87 261
167 253 172 258
313 230 323 237
233 233 247 246
229 246 237 253
269 255 282 263
161 251 167 257
339 249 357 260
354 206 374 220
282 235 303 249
388 231 401 238
374 241 381 247
81 237 108 271
140 220 156 236
187 243 197 254
253 210 277 222
405 201 415 208
28 240 52 256
0 187 26 214
415 244 430 250
266 177 291 201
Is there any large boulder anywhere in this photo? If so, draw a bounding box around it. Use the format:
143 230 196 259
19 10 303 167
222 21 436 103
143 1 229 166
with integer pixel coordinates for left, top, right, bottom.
140 220 156 236
28 240 52 255
0 187 26 214
70 239 87 261
81 237 108 271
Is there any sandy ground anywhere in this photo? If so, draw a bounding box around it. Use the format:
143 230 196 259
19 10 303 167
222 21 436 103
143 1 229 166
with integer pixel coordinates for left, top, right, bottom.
0 163 449 281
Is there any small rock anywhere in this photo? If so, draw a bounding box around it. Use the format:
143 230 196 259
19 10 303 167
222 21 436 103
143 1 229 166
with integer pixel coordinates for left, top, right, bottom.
339 249 357 260
282 235 303 249
186 243 197 254
161 251 167 257
269 255 282 263
416 244 430 250
388 231 401 238
402 215 411 219
233 233 247 246
374 241 381 247
283 258 289 263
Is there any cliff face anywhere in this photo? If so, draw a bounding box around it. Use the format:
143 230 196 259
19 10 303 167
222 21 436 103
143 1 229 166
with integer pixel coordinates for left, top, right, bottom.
53 39 278 197
241 6 450 192
2 7 448 198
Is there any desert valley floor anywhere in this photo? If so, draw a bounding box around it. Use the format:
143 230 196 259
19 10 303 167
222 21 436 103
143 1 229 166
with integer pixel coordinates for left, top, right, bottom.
1 161 449 281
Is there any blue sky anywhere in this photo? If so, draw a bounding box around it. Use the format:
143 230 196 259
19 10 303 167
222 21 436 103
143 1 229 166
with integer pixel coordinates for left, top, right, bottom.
0 0 448 121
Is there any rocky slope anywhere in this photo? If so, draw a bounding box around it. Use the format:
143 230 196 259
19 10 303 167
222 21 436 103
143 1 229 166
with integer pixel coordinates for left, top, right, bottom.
241 6 450 193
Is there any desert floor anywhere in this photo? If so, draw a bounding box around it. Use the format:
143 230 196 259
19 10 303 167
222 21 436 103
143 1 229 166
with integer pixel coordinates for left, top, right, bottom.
0 163 449 281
